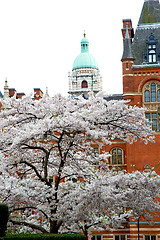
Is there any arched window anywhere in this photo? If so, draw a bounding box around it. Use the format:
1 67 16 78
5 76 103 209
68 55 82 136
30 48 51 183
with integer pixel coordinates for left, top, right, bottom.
82 80 88 88
144 82 160 103
110 148 124 165
145 90 150 102
151 83 156 102
157 89 160 102
143 81 160 132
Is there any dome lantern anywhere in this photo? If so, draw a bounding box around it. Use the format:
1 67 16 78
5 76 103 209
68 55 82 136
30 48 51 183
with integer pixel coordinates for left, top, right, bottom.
81 33 89 53
72 33 98 70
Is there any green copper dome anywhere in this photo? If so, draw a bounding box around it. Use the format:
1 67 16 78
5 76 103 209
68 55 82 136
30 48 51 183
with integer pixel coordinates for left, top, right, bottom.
72 34 98 70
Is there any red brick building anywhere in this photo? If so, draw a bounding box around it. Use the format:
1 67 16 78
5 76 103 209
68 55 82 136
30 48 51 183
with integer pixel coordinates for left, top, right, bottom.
91 1 160 240
121 0 160 174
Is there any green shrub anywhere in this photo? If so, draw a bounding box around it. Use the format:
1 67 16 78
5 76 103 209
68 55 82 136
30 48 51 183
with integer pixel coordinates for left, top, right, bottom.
0 205 9 237
0 233 87 240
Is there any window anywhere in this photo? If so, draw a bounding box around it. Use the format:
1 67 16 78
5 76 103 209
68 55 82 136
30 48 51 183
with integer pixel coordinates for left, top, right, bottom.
82 80 88 88
145 90 150 102
93 146 99 156
143 81 160 132
148 48 156 63
145 112 160 131
151 83 156 102
145 236 156 240
144 82 160 103
110 148 124 165
91 235 101 240
115 235 126 240
126 62 129 69
143 33 160 64
72 81 77 86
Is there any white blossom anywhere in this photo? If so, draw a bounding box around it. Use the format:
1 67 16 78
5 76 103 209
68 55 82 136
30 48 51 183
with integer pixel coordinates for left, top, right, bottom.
0 93 157 235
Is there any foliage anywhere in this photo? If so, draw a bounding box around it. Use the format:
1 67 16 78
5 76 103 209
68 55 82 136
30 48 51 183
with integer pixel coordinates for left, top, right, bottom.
0 233 87 240
59 170 160 234
0 204 9 237
0 93 156 235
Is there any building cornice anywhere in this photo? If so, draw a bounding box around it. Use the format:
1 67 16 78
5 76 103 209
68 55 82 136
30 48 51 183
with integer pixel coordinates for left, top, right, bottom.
123 92 142 96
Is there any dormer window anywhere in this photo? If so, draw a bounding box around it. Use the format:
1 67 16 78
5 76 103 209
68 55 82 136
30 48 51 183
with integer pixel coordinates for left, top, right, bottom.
143 33 160 64
148 46 156 63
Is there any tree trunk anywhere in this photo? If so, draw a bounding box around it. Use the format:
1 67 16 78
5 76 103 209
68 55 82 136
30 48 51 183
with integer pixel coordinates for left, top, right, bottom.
83 224 88 239
50 219 62 234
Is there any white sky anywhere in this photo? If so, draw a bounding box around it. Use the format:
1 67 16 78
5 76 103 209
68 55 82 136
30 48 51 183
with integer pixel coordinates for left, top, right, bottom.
0 0 146 97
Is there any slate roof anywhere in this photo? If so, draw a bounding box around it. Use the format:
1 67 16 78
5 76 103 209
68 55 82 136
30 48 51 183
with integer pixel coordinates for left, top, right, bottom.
131 0 160 66
0 91 3 98
122 26 134 60
138 0 160 25
104 94 123 101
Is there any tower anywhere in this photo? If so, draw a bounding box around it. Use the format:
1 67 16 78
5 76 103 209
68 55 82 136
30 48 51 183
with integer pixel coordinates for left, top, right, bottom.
121 0 160 173
68 33 102 99
3 79 9 99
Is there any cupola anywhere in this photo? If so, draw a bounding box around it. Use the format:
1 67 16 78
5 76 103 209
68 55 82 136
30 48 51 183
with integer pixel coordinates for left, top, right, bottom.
72 33 98 70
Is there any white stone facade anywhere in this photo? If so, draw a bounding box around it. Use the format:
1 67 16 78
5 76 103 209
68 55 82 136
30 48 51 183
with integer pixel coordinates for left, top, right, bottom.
68 68 102 98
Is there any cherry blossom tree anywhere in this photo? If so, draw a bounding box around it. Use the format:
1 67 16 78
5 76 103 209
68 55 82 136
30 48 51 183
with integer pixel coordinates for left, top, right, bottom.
0 93 156 234
59 169 160 236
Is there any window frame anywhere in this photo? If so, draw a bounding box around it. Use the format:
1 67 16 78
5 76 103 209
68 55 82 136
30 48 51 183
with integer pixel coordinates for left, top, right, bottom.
110 147 124 165
144 81 160 103
91 235 102 240
143 81 160 132
114 235 126 240
92 146 99 156
143 33 159 64
145 112 160 131
148 47 157 63
144 235 156 240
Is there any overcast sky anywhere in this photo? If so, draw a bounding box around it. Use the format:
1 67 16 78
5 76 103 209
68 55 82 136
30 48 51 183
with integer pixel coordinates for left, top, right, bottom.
0 0 146 96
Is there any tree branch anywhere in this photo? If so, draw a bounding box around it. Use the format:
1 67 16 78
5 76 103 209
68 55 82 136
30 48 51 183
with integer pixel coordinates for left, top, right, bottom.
9 219 49 233
20 160 52 187
10 207 49 219
22 144 49 155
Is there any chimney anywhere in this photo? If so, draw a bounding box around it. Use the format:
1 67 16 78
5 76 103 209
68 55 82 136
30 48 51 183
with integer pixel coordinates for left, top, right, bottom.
34 88 43 100
9 88 16 97
122 19 134 45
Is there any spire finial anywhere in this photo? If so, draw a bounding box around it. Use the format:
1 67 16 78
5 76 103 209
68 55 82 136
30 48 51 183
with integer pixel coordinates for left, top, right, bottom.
4 77 9 99
121 23 134 61
84 30 86 38
5 77 8 84
125 23 130 39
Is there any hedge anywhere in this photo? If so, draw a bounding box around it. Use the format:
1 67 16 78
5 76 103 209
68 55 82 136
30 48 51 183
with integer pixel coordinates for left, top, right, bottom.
0 205 9 237
0 233 88 240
